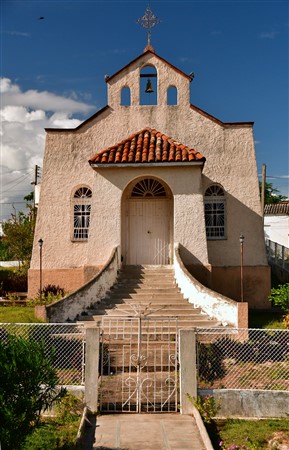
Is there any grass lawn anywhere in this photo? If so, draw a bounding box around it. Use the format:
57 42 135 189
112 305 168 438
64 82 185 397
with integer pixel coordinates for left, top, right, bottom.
0 306 42 323
22 416 81 450
208 418 289 450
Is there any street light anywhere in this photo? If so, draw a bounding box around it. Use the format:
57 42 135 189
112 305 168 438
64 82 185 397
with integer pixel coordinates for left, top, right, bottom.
38 238 43 299
239 234 244 302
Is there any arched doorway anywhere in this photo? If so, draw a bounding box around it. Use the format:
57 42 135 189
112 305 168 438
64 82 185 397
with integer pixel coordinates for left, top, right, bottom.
123 178 173 265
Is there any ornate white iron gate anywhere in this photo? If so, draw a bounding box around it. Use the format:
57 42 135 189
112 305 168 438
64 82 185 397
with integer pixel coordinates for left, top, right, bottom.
99 317 178 413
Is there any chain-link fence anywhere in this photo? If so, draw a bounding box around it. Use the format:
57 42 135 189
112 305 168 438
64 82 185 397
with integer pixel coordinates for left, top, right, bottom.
0 323 85 385
196 328 289 390
266 239 289 272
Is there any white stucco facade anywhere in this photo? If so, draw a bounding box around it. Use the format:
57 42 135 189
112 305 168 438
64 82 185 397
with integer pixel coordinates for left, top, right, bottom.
264 216 289 248
29 49 270 306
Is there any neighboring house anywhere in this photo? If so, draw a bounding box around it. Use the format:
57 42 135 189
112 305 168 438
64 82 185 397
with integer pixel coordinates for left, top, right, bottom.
264 202 289 248
28 45 270 307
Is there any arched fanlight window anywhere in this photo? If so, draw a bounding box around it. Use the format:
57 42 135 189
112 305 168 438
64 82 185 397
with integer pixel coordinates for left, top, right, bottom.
73 187 92 240
121 86 131 106
140 65 157 105
167 86 178 105
204 185 226 239
131 178 166 198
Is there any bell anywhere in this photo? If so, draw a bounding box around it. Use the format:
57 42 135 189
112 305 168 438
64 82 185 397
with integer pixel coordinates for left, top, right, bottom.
145 78 154 93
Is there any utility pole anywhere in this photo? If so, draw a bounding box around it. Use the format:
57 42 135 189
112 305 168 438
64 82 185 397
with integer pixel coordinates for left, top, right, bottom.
34 164 39 186
32 165 41 208
261 163 266 225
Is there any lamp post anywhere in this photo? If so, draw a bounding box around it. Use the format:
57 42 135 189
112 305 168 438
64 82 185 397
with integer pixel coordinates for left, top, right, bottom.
38 238 43 299
239 234 244 302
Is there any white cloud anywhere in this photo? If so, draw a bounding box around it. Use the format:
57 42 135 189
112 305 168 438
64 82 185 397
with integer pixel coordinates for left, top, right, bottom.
1 78 93 114
3 30 30 37
258 31 279 39
1 78 94 220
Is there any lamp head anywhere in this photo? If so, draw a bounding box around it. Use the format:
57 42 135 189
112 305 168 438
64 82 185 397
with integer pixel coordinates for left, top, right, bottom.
38 238 43 248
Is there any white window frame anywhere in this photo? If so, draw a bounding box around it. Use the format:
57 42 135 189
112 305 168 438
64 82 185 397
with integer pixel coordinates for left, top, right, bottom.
72 187 92 241
204 185 226 240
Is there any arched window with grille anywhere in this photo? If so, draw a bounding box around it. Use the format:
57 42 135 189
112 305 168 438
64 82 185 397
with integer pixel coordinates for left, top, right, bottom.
131 178 166 198
204 185 226 239
73 186 92 240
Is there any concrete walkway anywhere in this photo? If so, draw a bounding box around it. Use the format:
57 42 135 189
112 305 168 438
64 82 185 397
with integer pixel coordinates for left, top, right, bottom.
88 413 208 450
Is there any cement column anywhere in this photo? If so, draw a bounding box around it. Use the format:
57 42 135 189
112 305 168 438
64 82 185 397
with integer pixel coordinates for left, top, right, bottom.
85 326 100 412
179 328 197 414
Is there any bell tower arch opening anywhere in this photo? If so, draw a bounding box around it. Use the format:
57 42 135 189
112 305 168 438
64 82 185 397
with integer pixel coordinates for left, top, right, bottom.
140 65 157 105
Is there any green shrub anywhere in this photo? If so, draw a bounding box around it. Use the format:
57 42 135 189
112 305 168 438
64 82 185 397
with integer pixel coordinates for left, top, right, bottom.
0 335 66 450
197 341 226 383
40 284 65 299
22 393 83 450
28 284 66 306
188 394 221 424
0 267 27 295
269 283 289 311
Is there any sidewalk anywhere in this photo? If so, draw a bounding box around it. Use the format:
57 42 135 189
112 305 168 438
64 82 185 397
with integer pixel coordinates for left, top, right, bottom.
87 413 209 450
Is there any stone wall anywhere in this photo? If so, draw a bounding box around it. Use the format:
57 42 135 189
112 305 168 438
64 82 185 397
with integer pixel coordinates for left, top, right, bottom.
201 389 289 418
174 243 248 328
35 247 120 322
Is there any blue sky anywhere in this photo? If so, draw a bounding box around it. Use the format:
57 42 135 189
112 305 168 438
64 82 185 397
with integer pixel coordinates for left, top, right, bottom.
1 0 288 221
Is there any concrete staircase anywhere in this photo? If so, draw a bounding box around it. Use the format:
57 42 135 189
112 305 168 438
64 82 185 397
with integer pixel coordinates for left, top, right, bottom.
79 265 221 329
83 265 221 413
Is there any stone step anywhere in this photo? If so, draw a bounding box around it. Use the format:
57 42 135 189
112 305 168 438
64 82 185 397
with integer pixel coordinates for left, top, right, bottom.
80 316 220 328
110 287 181 294
107 293 185 301
76 264 225 332
119 269 175 276
103 303 199 310
120 265 173 272
119 299 191 305
105 309 203 317
86 304 199 315
115 280 177 287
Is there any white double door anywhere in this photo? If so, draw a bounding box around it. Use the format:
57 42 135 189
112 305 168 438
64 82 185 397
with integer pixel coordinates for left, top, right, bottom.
127 198 171 265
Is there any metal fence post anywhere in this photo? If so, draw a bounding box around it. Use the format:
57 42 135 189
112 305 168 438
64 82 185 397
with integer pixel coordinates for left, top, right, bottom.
179 328 197 415
85 326 100 413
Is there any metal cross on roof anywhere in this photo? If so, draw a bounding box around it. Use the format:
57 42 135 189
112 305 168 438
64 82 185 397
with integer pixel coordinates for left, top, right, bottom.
137 4 161 50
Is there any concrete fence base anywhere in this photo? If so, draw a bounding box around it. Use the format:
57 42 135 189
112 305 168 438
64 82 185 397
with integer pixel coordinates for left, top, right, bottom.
200 388 289 418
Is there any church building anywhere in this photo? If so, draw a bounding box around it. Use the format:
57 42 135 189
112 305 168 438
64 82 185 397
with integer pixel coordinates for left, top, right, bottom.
28 16 270 308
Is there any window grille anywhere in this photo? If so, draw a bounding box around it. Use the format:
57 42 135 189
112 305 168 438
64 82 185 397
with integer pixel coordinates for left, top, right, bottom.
73 187 92 240
131 178 166 198
204 185 225 239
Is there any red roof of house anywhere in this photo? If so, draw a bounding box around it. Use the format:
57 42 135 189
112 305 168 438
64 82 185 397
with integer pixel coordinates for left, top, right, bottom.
264 202 289 215
89 128 206 165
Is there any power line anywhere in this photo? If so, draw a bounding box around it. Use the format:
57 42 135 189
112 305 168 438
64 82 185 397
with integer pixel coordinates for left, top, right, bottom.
1 173 33 194
1 168 31 175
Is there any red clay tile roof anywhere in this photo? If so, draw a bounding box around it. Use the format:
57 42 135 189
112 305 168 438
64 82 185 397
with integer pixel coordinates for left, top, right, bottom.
89 128 206 165
264 202 289 215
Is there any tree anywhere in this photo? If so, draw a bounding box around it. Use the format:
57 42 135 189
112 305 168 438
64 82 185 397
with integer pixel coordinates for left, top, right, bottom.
260 182 287 205
2 205 36 267
0 335 65 450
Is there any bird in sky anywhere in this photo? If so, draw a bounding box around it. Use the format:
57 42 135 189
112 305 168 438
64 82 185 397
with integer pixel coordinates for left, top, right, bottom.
38 17 44 20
